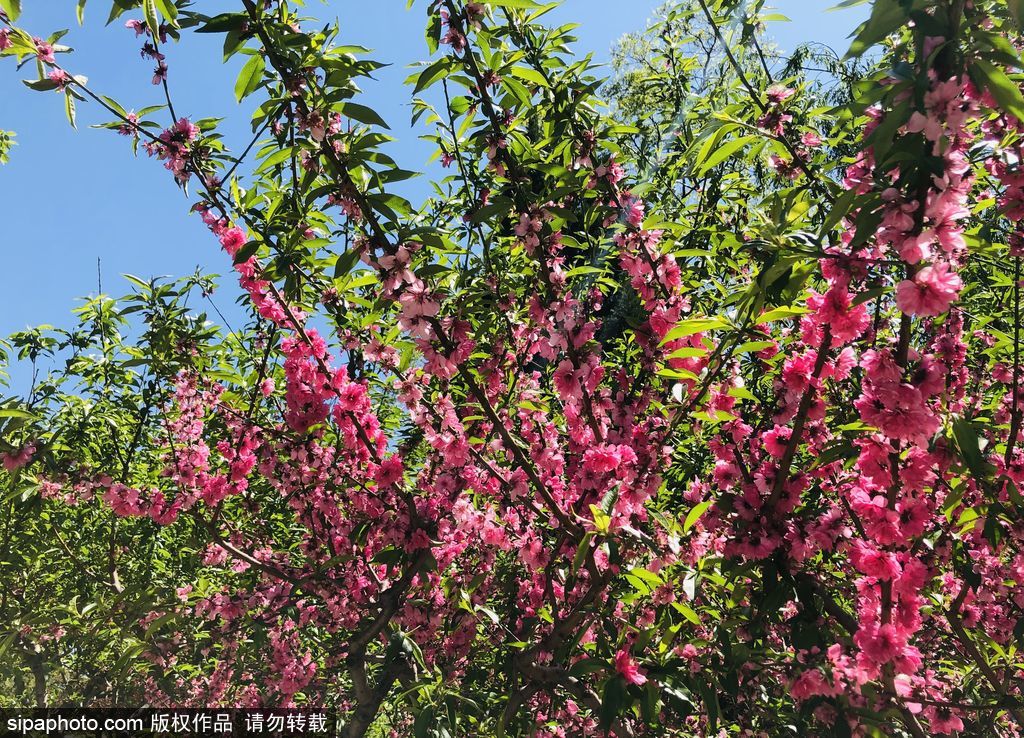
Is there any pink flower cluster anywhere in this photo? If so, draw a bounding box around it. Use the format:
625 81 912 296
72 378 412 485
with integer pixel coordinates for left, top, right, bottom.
144 118 199 184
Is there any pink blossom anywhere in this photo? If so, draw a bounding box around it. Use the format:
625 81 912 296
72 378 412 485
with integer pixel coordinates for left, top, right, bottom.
103 483 147 517
584 445 622 473
552 359 580 400
34 39 55 64
801 131 822 148
808 285 869 344
849 540 902 580
152 60 168 85
766 85 796 104
47 69 72 91
125 19 147 36
117 112 139 137
375 455 404 488
613 648 647 685
148 490 180 525
1 443 35 472
219 227 247 256
907 110 943 141
896 262 962 316
926 708 964 734
790 669 838 700
855 623 905 666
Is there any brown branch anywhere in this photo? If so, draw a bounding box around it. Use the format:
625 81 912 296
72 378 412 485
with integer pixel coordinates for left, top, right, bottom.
766 327 833 508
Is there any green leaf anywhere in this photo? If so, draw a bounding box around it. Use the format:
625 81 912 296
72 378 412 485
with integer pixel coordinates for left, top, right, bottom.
658 367 700 382
234 54 265 102
571 532 594 577
660 318 727 344
970 60 1024 122
0 0 21 22
232 240 260 264
254 146 295 173
153 0 178 24
866 103 910 168
683 500 713 533
372 546 405 565
756 306 809 323
977 31 1024 69
425 13 441 55
510 65 548 87
143 0 160 39
600 676 629 731
413 707 435 738
380 168 420 184
693 135 757 175
341 102 390 129
845 1 909 58
666 347 708 360
0 632 17 659
0 407 39 421
501 76 532 106
76 0 87 25
818 186 859 238
121 273 151 291
469 200 512 226
952 418 996 484
629 567 664 587
143 611 178 638
1011 0 1024 30
568 658 608 678
475 604 501 626
672 602 701 625
22 79 60 92
105 0 132 25
334 248 361 278
412 58 451 95
195 13 247 33
64 91 77 128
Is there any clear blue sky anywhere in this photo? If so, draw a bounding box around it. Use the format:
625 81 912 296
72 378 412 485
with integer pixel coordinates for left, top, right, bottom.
0 0 866 393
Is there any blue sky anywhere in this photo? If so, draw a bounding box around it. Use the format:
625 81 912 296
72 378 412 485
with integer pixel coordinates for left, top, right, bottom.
0 0 867 392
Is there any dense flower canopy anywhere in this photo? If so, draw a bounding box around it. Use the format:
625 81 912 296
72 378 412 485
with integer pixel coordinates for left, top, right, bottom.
3 0 1024 736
